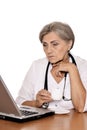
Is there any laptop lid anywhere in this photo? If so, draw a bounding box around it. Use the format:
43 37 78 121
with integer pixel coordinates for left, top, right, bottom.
0 75 22 116
0 75 54 122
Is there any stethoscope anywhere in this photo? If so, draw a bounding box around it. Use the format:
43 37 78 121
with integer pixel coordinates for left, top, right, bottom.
42 53 77 109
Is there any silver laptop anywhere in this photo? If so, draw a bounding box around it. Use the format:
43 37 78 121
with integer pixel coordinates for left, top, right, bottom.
0 75 54 122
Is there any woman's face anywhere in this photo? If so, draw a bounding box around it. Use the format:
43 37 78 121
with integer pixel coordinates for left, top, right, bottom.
42 32 72 64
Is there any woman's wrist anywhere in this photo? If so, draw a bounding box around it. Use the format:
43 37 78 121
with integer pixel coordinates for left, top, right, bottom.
68 63 77 74
35 100 42 108
68 63 80 79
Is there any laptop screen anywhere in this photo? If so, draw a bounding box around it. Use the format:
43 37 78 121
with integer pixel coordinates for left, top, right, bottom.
0 76 21 116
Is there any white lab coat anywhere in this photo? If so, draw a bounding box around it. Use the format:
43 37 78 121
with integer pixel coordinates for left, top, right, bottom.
16 54 87 111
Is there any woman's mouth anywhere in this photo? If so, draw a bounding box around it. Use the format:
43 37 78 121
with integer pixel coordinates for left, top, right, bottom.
48 56 55 59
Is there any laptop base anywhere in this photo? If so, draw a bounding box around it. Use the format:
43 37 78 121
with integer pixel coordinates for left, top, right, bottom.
0 111 54 122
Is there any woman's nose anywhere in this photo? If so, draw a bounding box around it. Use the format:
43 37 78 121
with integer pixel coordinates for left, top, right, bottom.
47 45 52 53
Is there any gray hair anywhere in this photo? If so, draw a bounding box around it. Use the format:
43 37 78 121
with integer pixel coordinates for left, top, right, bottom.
39 22 75 49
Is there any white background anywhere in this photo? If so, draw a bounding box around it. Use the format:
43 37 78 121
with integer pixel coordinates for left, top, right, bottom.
0 0 87 99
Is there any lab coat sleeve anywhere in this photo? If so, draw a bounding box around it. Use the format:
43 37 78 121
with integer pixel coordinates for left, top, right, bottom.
16 62 36 105
81 63 87 112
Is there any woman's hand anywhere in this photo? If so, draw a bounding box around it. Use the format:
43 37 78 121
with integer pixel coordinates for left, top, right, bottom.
36 89 53 107
51 61 72 83
51 61 75 77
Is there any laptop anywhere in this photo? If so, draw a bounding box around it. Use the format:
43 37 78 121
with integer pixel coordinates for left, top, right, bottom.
0 75 54 122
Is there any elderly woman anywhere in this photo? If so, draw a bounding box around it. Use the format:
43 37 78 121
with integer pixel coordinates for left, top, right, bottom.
16 21 87 113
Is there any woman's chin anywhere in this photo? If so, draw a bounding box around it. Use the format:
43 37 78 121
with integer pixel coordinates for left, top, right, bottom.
48 58 60 64
49 60 58 64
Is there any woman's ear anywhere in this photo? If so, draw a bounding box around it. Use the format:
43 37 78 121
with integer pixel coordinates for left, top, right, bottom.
68 40 73 51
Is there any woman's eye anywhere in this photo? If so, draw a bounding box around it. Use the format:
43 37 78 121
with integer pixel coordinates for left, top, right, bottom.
52 42 59 46
43 43 48 47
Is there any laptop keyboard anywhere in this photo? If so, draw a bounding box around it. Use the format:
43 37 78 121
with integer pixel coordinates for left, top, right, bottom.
20 110 38 116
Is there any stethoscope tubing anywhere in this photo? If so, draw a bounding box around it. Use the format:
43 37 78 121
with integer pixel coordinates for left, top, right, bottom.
42 53 77 109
